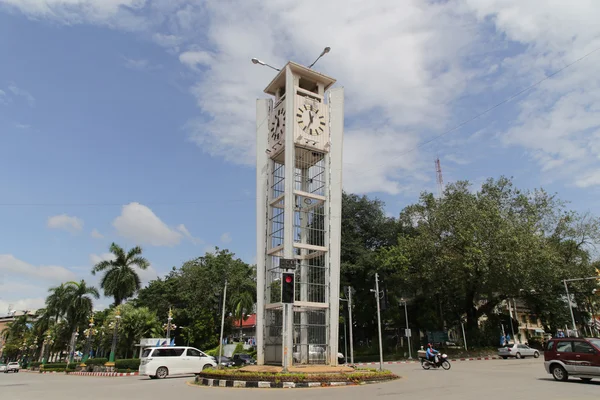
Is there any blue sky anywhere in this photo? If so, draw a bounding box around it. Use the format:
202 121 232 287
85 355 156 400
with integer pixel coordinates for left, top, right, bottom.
1 0 600 313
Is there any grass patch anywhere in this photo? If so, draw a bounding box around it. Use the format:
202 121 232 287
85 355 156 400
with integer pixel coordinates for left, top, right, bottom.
196 367 398 384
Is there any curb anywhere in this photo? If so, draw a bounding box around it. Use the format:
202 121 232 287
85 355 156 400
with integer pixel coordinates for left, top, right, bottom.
194 376 393 389
68 371 139 377
24 370 138 377
354 356 501 366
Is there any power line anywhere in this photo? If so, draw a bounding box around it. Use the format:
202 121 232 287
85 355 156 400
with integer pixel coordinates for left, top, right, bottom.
0 198 255 207
392 46 600 158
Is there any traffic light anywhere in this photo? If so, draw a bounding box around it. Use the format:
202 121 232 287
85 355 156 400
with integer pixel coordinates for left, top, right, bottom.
281 273 295 303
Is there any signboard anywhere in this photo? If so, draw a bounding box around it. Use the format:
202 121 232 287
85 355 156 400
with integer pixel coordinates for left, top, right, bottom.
404 329 412 338
426 331 448 343
139 338 169 347
279 258 296 270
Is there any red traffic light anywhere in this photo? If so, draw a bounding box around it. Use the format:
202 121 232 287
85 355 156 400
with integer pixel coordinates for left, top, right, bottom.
285 275 293 283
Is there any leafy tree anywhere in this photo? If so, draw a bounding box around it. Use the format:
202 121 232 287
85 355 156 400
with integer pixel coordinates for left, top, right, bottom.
339 192 401 344
92 242 150 306
376 177 599 345
102 304 161 358
135 248 255 349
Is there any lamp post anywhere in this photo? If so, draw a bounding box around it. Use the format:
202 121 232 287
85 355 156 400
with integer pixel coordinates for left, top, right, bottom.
163 307 177 343
42 331 53 365
563 276 600 338
28 338 37 365
68 331 79 364
370 273 384 371
339 287 355 365
19 339 27 363
107 308 121 366
400 298 413 359
82 317 96 364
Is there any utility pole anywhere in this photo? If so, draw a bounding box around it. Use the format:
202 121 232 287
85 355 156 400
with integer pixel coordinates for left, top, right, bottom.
218 280 228 368
513 298 520 343
461 320 468 351
564 280 578 337
348 286 354 365
401 299 412 359
371 273 384 371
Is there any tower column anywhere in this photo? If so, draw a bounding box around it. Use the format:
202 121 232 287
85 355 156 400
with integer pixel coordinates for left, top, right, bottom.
327 87 344 365
255 98 271 365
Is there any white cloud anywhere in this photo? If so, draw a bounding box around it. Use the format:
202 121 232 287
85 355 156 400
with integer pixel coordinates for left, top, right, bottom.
459 0 600 187
112 203 203 246
8 83 35 107
0 298 45 315
220 232 232 244
91 228 104 239
112 202 183 246
152 33 183 51
0 0 148 30
0 254 76 282
0 89 8 104
4 0 600 192
47 213 84 233
176 224 203 245
179 50 214 70
123 57 162 71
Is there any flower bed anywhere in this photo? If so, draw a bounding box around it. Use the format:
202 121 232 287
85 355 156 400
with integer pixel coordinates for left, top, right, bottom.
195 367 398 386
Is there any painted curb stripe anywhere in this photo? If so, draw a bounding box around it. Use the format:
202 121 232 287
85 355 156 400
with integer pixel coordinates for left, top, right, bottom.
26 370 139 377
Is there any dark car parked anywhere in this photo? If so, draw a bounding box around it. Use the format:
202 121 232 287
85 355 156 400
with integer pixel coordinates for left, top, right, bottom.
232 353 256 366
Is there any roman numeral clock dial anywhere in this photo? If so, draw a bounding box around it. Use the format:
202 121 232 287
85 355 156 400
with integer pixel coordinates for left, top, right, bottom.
296 104 325 136
270 106 286 141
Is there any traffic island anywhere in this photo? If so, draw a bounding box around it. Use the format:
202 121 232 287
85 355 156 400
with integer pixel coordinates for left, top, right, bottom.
194 365 399 389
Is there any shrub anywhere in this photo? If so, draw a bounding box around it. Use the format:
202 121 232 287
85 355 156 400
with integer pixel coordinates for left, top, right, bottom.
232 342 244 355
30 362 42 369
115 359 140 371
205 345 221 357
196 367 397 384
85 358 108 366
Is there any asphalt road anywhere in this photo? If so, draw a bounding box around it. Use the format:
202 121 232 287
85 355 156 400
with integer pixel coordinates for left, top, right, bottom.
1 359 599 400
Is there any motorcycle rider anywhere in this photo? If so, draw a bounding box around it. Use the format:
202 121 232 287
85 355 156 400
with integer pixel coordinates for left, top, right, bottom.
426 343 439 365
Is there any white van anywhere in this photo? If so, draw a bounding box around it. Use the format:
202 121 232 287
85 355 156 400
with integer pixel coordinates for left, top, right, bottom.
139 346 216 379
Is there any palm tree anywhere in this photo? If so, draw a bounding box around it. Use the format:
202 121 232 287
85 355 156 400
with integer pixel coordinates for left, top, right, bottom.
233 291 255 340
91 242 150 306
64 280 100 333
46 283 69 324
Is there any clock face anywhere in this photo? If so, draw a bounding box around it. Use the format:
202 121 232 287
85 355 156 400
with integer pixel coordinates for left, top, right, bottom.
296 104 325 136
270 106 286 141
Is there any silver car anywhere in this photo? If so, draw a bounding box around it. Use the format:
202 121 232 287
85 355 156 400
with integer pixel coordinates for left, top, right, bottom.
498 343 540 359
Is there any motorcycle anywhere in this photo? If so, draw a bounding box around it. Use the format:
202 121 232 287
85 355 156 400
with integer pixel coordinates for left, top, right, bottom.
419 353 451 370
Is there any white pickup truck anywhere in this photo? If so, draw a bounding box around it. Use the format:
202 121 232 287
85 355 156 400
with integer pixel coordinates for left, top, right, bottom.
293 345 345 364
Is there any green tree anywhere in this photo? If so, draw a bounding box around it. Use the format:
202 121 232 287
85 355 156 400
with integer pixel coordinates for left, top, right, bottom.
339 192 401 344
102 304 161 358
377 176 600 345
91 242 150 306
64 280 100 334
135 248 255 349
46 283 70 324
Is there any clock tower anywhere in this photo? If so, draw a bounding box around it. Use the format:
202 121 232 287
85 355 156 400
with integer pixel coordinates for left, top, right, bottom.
256 61 344 367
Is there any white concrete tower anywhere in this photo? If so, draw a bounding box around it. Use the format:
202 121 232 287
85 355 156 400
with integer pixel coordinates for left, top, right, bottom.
256 61 344 367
